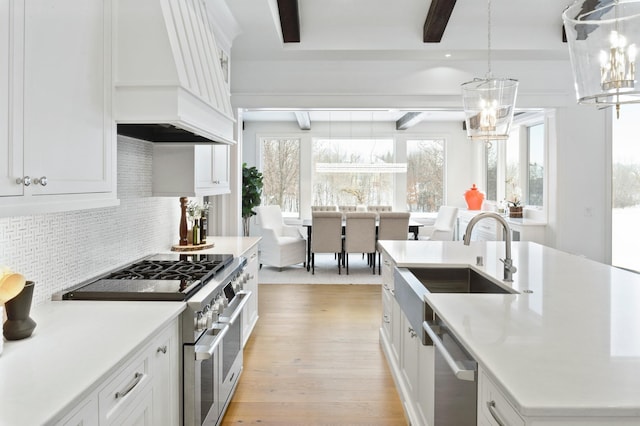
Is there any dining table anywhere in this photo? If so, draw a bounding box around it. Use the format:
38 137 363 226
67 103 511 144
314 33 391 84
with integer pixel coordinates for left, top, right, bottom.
301 218 423 271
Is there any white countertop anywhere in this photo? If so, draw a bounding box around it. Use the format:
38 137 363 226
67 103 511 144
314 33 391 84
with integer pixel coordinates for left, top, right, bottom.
177 236 260 257
0 301 184 425
379 240 640 417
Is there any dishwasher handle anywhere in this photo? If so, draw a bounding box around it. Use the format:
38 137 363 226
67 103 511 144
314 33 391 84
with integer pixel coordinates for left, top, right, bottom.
423 321 476 382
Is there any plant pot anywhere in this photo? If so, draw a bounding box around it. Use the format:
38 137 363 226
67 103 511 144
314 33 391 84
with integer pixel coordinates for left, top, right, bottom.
3 281 37 340
509 206 523 218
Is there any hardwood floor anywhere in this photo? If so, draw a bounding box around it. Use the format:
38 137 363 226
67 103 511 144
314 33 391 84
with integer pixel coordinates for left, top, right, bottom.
221 284 406 425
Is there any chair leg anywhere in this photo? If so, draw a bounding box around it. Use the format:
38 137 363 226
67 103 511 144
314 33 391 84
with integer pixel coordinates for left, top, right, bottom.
372 252 376 275
337 252 341 275
312 253 315 275
378 252 381 275
346 253 349 275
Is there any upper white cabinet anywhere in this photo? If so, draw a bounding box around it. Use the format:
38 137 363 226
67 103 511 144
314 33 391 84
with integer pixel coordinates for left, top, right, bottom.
153 144 230 197
0 0 117 216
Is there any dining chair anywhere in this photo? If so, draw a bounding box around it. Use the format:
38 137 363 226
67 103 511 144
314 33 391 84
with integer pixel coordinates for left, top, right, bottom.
418 206 459 241
255 205 307 270
310 211 344 274
338 205 357 218
343 212 377 275
376 211 411 274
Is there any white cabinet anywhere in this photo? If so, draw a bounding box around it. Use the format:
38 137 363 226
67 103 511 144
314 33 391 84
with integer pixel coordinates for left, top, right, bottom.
458 210 498 241
55 318 179 426
153 144 231 197
242 242 259 346
0 0 117 216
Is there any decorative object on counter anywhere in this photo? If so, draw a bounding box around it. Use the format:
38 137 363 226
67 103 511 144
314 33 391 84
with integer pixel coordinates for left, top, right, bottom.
461 0 518 140
200 201 211 244
0 268 26 305
507 186 523 218
179 197 189 246
464 184 485 210
242 163 263 237
563 0 640 119
3 281 36 340
192 218 200 246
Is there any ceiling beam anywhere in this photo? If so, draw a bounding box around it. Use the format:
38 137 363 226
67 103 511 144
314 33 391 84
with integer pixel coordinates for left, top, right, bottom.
277 0 300 43
294 111 311 130
423 0 457 43
396 112 425 130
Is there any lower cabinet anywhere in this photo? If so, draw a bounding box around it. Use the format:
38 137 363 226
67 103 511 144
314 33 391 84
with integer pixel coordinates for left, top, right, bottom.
55 318 179 426
242 242 259 346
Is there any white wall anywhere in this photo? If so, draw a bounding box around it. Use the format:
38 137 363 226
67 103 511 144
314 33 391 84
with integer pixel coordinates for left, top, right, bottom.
0 136 181 306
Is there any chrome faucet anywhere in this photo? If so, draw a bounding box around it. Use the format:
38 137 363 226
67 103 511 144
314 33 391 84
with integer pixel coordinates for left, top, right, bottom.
462 212 517 282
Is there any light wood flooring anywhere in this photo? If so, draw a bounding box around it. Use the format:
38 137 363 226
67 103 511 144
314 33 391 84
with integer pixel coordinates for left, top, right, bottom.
221 284 406 425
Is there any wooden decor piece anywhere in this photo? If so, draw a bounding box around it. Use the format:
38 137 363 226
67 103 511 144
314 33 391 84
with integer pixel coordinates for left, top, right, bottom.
171 242 214 252
179 197 188 246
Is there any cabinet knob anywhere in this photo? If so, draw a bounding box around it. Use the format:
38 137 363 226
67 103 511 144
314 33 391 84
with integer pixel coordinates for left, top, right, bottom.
33 176 48 186
16 176 31 186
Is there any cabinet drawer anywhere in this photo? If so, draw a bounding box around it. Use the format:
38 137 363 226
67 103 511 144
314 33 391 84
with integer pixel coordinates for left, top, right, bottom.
99 353 152 424
479 370 524 426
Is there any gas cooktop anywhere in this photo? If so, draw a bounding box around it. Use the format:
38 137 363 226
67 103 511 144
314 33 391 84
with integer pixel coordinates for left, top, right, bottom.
62 253 234 301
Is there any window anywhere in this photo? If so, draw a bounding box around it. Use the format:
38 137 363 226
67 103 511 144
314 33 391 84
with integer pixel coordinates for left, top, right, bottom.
406 139 445 212
505 133 520 204
260 137 300 213
612 104 640 272
312 138 396 206
527 124 544 206
485 142 498 201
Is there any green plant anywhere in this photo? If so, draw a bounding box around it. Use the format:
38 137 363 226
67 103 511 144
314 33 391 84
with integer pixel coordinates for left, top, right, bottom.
242 163 263 236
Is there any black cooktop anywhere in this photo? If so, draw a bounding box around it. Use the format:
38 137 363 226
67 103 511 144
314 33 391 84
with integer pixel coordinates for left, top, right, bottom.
62 253 234 301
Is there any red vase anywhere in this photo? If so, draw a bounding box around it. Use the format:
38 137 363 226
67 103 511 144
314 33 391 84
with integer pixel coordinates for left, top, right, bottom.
464 184 484 210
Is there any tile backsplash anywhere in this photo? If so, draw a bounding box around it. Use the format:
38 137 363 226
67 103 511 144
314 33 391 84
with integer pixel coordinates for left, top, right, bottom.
0 136 181 306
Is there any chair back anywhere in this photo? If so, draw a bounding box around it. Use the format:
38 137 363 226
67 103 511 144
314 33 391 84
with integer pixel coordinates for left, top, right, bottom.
311 211 343 253
344 212 377 253
367 205 392 213
311 205 337 212
431 206 459 240
378 212 410 241
255 205 285 236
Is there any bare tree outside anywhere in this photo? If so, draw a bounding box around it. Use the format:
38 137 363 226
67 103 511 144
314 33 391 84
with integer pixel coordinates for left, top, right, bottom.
312 139 394 206
261 138 300 213
406 139 444 212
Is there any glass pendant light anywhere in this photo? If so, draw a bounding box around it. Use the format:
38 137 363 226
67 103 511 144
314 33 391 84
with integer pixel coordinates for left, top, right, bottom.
462 0 519 141
563 0 640 118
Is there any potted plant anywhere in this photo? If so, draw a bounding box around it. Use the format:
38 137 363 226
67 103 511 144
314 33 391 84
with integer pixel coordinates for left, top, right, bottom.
242 163 263 236
507 192 523 218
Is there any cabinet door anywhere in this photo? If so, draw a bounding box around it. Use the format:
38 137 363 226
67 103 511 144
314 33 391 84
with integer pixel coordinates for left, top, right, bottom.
55 397 99 426
23 0 113 196
212 144 230 192
151 323 178 426
401 312 420 396
195 144 230 195
0 0 23 197
242 244 259 346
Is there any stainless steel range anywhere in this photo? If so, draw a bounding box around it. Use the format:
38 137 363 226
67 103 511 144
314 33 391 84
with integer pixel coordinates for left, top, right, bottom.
60 253 251 426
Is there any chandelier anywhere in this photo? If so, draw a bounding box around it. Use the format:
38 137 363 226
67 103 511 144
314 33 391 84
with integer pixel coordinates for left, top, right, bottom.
462 0 519 141
563 0 640 118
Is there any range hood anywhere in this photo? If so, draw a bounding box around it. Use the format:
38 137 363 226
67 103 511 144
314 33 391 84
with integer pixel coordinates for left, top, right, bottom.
114 0 235 144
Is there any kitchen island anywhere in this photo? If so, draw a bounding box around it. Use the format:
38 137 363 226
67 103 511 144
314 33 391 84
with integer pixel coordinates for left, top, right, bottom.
378 240 640 425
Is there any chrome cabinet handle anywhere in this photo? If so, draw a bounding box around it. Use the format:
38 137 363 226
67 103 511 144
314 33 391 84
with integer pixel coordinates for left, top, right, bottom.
115 372 144 399
383 314 390 323
408 327 417 338
157 345 167 354
16 176 31 186
33 176 48 186
487 401 506 426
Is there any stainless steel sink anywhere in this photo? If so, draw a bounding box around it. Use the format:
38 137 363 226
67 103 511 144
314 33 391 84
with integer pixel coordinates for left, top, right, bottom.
394 267 517 344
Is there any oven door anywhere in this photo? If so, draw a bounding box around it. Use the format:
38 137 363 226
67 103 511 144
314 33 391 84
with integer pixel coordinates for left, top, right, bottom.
218 291 252 416
184 323 228 426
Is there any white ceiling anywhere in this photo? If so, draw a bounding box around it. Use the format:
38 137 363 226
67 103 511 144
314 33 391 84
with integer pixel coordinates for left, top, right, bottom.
222 0 570 124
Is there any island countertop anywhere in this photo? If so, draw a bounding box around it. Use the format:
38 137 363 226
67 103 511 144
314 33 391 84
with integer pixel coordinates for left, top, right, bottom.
378 240 640 418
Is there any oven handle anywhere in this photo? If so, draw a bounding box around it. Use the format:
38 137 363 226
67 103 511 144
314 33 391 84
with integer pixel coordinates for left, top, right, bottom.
423 321 476 382
195 324 229 361
220 290 252 326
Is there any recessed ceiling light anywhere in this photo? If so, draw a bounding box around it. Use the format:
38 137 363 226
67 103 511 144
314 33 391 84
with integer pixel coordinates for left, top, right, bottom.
445 53 452 58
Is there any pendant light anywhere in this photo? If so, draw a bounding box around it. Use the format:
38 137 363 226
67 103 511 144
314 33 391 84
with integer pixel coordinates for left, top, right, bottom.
563 0 640 118
461 0 519 141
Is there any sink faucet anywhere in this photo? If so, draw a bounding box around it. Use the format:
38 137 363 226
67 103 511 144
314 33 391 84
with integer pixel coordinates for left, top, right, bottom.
462 212 517 282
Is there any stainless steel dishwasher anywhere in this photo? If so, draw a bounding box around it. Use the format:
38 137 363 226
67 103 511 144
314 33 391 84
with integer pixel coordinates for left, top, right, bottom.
423 314 477 426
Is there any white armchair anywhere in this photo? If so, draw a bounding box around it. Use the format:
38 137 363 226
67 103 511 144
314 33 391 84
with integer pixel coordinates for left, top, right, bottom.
255 205 306 269
418 206 459 241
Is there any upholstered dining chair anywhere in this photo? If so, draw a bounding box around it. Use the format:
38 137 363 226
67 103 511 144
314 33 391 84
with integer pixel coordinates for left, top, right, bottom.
311 205 338 212
338 205 357 218
418 206 459 241
255 205 306 270
376 211 411 274
310 211 344 274
367 205 392 218
343 212 377 275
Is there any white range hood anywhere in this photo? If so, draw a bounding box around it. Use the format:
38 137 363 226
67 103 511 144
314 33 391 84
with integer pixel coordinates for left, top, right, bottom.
114 0 235 144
